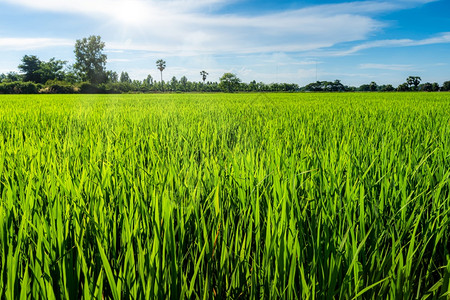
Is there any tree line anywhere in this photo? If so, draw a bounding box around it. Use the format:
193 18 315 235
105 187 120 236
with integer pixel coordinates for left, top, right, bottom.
1 35 449 94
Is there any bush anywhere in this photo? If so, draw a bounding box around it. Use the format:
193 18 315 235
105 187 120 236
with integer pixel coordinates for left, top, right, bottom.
98 83 129 94
48 84 75 94
43 80 75 94
0 81 39 94
79 82 104 94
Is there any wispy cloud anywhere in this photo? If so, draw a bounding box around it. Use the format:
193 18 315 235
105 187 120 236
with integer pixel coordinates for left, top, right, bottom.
108 58 131 62
330 32 450 56
359 63 416 71
0 0 427 54
0 0 445 85
0 37 73 50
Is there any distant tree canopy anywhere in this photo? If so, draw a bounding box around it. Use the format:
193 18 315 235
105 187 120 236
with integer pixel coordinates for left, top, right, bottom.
219 73 241 92
304 80 349 92
406 76 421 90
18 55 41 83
106 70 119 83
120 72 132 84
1 36 449 94
442 81 450 91
144 74 153 86
74 35 107 84
18 55 66 84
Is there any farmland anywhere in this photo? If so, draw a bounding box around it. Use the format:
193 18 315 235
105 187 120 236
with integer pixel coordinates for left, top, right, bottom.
0 92 449 298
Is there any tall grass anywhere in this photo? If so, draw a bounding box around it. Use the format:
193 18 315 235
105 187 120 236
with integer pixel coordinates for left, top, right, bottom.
0 92 449 299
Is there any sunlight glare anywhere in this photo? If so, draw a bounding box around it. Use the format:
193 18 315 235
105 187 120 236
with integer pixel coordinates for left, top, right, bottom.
111 0 150 27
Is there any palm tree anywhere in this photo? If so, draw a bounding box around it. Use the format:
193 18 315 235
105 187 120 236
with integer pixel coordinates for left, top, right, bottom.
200 70 208 84
156 59 166 91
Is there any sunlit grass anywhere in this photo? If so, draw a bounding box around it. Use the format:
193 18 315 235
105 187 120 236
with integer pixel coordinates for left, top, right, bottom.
0 92 449 298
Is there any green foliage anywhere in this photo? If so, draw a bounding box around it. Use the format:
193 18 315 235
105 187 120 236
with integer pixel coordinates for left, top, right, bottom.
407 76 422 90
305 80 348 92
156 59 166 73
2 72 22 83
143 74 153 86
39 58 67 82
397 82 410 92
79 82 104 94
379 84 395 92
44 80 75 94
74 35 107 84
18 55 41 82
106 70 119 83
0 81 40 94
420 82 434 92
219 73 241 92
0 93 449 298
19 55 67 84
156 59 166 91
442 81 450 91
119 72 131 84
200 70 208 83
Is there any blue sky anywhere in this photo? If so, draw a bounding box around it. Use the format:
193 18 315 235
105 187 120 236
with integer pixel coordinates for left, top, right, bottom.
0 0 448 86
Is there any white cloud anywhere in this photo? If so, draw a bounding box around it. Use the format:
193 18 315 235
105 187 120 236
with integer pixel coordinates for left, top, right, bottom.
359 63 416 71
330 32 450 56
108 58 131 62
0 37 72 50
0 0 444 85
0 0 387 54
299 0 437 15
103 12 380 55
0 0 441 55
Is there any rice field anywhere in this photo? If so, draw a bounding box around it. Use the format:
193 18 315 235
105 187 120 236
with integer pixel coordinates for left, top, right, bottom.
0 92 449 299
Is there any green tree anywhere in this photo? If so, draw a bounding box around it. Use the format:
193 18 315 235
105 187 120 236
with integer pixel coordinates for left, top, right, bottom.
369 81 378 92
74 35 107 84
442 81 450 91
156 59 166 91
358 84 371 92
64 65 81 83
397 83 410 92
219 73 241 92
144 74 153 86
170 76 178 91
200 70 208 83
19 55 66 83
105 71 118 83
331 79 345 92
305 81 324 92
39 58 67 83
406 76 421 90
380 84 395 92
180 76 188 91
431 82 440 91
4 72 22 82
18 55 42 82
120 72 132 83
420 82 433 92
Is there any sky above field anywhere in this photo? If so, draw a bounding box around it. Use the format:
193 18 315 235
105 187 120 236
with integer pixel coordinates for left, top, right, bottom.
0 0 449 86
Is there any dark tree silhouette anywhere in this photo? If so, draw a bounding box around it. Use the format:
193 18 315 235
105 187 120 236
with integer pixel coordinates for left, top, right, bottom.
156 59 166 91
200 70 208 84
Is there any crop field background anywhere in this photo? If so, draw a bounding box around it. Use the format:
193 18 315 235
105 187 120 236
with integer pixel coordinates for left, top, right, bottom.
0 92 449 299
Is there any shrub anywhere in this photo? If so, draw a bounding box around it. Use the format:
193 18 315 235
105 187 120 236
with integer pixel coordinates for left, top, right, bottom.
79 82 104 94
0 81 39 94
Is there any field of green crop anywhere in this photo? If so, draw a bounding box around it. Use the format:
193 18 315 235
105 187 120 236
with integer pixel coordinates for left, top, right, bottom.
0 92 449 299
